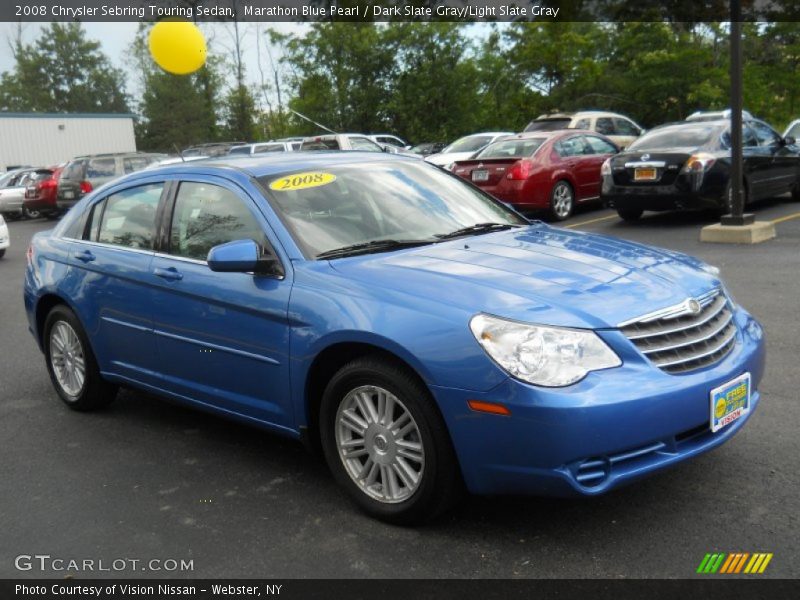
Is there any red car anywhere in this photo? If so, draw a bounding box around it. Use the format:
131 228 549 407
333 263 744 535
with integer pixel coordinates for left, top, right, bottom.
452 130 618 220
23 164 64 219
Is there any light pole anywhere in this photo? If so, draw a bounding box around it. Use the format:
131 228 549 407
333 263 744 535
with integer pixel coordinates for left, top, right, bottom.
721 0 753 226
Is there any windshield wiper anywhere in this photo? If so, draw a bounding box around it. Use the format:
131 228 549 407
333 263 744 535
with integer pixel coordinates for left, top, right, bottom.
316 239 435 260
434 222 522 240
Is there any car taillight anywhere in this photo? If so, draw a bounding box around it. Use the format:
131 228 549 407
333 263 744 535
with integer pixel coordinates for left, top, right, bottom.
80 181 93 193
681 153 716 173
27 244 34 266
506 160 534 180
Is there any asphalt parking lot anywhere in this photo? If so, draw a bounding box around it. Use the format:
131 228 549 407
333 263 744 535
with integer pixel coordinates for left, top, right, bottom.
1 199 798 579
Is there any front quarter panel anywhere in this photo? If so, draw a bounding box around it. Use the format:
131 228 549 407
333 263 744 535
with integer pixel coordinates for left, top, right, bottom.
288 261 509 428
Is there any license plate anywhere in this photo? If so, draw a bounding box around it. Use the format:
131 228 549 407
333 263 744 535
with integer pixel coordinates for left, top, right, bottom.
710 373 751 433
472 170 489 182
63 190 75 199
634 168 657 181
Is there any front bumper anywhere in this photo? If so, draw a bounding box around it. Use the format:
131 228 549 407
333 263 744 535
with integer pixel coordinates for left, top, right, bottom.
432 308 766 496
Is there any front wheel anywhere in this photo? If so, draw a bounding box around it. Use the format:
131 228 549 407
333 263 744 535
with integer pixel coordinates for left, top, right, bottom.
319 357 462 524
549 181 574 221
44 305 117 411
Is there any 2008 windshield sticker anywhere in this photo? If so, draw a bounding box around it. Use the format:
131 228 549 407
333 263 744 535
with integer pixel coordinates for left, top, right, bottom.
269 172 336 191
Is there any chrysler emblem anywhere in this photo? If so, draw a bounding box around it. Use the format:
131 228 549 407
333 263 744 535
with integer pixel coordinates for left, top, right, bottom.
686 299 701 315
641 153 650 161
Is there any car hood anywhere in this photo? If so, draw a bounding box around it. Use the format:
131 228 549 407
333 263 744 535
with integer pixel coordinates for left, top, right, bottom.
329 225 719 329
425 152 476 166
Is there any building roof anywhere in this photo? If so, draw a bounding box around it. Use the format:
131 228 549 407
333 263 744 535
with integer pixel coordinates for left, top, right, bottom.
0 112 136 119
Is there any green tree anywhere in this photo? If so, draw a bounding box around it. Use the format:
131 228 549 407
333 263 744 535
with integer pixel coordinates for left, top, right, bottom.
128 25 224 152
280 23 394 135
0 23 129 113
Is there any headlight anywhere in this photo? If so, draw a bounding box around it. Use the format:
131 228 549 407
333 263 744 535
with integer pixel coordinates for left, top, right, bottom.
469 314 622 387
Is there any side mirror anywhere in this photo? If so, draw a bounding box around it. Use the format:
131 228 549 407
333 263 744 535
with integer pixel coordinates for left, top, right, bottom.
783 135 796 146
207 239 284 277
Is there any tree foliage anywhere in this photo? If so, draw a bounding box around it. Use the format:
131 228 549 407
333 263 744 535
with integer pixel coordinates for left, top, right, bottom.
0 23 129 113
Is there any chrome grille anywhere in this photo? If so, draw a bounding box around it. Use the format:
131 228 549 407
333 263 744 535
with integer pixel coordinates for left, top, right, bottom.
620 289 736 374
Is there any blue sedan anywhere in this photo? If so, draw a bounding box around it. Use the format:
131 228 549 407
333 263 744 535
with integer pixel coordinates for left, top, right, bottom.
24 153 765 523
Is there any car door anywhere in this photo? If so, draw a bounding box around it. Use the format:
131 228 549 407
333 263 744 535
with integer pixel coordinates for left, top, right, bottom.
149 176 294 429
65 181 165 384
748 120 797 199
558 135 597 200
581 135 619 200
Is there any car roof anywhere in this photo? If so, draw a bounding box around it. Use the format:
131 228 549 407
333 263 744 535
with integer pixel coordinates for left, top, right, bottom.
134 151 416 180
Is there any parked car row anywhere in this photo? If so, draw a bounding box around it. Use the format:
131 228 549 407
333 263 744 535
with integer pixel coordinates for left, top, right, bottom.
426 109 800 222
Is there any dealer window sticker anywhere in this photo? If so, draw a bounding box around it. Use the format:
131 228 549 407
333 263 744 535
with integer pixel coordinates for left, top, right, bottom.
269 172 336 192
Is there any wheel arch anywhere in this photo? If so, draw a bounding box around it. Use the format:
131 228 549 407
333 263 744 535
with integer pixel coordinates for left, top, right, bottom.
302 341 438 454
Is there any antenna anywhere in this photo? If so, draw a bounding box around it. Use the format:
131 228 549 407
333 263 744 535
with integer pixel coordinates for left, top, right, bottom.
172 144 186 162
289 109 337 134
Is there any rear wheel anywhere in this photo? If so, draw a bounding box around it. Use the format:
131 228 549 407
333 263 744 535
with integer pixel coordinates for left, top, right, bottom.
44 305 117 411
0 249 5 259
23 206 41 219
617 207 643 221
319 357 462 524
722 180 749 214
549 181 574 221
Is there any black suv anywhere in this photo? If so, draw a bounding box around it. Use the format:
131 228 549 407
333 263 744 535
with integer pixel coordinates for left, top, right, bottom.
57 153 165 211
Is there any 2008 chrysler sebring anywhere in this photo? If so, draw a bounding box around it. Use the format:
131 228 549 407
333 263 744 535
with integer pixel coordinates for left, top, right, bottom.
24 153 765 523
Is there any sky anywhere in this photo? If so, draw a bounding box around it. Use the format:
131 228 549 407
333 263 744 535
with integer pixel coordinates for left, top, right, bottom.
0 21 307 104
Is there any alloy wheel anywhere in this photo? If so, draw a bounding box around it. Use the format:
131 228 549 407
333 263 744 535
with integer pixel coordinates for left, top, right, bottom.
552 183 573 219
335 385 425 504
49 321 86 398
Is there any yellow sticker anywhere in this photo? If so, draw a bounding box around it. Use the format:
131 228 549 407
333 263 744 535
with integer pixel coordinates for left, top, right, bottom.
269 172 336 192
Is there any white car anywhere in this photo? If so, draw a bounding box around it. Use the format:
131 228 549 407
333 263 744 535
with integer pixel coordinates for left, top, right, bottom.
367 134 409 149
524 111 644 149
228 141 301 155
784 119 800 141
425 132 514 169
0 213 9 259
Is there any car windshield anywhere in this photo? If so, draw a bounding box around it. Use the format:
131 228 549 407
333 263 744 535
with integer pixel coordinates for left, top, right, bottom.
628 125 720 151
476 138 546 159
443 136 494 153
259 161 527 258
524 119 571 132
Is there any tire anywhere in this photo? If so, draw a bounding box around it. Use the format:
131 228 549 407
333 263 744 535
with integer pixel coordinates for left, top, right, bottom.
319 357 462 524
722 180 749 214
0 249 5 259
549 180 574 221
617 207 643 221
791 182 800 202
23 206 41 219
43 305 117 411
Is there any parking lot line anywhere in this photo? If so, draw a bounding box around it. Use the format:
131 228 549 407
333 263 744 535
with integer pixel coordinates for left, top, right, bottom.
564 214 618 229
770 211 800 225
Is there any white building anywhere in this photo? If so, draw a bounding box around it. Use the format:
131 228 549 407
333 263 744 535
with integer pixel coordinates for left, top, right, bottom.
0 112 137 171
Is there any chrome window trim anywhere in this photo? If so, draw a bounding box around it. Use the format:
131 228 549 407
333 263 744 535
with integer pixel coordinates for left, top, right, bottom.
70 238 155 257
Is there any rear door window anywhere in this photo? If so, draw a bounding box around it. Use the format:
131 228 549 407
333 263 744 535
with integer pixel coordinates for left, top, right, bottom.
556 136 591 157
750 121 781 147
87 158 117 179
613 118 640 136
123 157 152 174
349 137 384 152
585 136 618 154
595 118 616 136
574 118 591 130
93 183 164 249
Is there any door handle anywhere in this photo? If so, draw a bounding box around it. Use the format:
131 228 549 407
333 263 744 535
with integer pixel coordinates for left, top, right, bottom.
75 250 95 263
153 266 183 281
